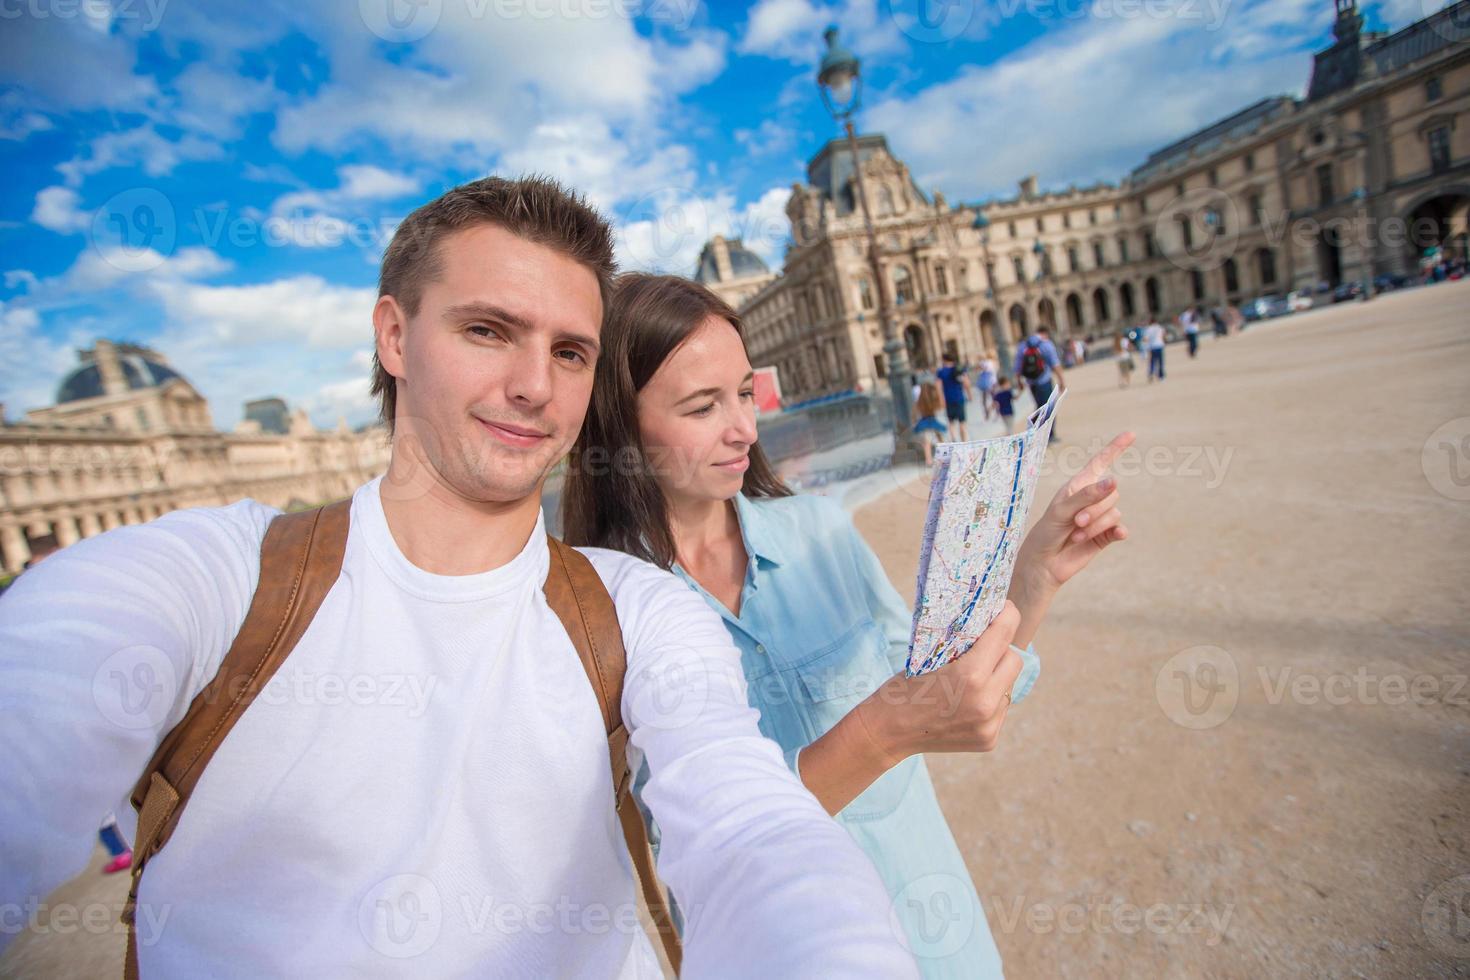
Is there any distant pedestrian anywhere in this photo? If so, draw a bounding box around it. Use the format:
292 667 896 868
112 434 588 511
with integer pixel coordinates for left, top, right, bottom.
1014 325 1064 443
912 381 948 466
1114 333 1135 388
1211 307 1227 338
936 352 972 442
977 352 998 420
992 376 1017 435
1182 307 1201 358
1144 317 1167 382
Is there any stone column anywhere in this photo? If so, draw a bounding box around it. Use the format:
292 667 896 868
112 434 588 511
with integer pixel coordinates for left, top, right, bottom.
79 512 102 538
1 525 30 574
54 515 80 548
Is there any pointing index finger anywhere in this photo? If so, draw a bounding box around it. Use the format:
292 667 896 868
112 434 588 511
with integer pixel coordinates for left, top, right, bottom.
1070 431 1136 491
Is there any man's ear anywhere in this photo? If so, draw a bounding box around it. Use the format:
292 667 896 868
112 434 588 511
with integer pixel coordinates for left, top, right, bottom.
374 295 408 381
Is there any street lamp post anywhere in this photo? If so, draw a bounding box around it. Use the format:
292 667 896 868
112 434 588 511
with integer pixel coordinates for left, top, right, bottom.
818 26 921 461
1352 186 1376 300
971 212 1011 381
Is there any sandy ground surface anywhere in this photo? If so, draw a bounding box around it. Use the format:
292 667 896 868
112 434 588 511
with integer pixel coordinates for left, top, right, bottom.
852 280 1470 978
5 282 1467 979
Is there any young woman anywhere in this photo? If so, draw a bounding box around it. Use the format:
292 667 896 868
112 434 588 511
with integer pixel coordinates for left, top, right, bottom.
563 274 1133 976
1114 332 1135 388
912 381 948 466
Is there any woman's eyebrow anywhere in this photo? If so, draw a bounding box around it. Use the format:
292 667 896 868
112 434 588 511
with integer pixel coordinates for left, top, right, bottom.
674 372 755 406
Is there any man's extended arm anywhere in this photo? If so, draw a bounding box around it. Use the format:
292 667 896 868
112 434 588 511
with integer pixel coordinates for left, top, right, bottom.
0 502 270 954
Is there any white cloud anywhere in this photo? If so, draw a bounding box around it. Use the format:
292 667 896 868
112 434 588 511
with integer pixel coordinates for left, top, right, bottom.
616 185 793 275
262 165 419 250
0 300 81 420
273 7 726 161
735 119 800 160
500 116 697 215
168 61 279 140
32 187 91 234
863 0 1328 200
0 15 158 114
147 275 376 350
739 0 906 64
57 126 223 187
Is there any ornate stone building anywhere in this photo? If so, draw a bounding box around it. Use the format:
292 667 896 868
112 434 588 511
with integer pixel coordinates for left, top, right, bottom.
0 340 389 573
702 0 1469 402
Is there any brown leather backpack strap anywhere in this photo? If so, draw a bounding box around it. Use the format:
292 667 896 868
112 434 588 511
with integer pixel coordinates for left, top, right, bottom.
121 500 351 980
544 536 683 976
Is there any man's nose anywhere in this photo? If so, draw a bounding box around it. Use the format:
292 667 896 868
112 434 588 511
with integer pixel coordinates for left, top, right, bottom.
504 347 554 408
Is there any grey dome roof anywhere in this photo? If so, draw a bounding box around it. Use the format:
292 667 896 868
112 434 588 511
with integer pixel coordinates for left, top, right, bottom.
694 238 771 283
57 350 186 404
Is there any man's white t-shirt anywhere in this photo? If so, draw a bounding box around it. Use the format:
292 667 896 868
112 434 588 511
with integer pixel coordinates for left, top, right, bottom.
0 477 916 977
1144 323 1166 350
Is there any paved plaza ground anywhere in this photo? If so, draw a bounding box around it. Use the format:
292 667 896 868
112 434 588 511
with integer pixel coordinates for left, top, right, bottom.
4 281 1467 978
854 278 1470 977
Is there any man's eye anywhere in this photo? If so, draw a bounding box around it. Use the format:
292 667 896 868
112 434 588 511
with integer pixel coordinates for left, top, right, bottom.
468 325 500 340
555 349 588 366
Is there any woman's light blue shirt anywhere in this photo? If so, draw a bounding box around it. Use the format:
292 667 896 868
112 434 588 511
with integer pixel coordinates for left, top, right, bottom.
660 491 1039 977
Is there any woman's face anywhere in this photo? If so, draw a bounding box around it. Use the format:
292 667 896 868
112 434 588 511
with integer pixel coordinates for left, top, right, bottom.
636 315 759 508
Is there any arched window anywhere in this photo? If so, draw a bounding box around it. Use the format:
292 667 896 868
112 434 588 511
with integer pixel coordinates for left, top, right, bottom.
1256 247 1277 286
856 276 874 311
892 265 914 306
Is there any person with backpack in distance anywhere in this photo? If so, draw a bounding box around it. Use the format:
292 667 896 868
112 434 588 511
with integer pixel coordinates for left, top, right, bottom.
0 177 919 978
1013 326 1065 443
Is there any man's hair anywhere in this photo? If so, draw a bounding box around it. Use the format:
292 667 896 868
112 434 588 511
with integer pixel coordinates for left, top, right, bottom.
370 175 616 433
1038 325 1051 336
941 351 957 364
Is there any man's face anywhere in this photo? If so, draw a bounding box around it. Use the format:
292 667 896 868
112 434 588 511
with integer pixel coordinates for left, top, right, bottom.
376 224 603 505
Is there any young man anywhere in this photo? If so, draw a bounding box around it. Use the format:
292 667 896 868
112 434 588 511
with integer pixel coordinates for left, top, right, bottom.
1144 316 1168 382
0 178 917 977
1014 326 1065 443
935 352 971 441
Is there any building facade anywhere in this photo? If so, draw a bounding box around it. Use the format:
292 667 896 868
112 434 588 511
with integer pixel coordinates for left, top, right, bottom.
697 0 1470 402
0 340 390 573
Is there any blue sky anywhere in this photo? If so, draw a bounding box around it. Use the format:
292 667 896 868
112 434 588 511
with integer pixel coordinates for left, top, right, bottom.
0 0 1429 428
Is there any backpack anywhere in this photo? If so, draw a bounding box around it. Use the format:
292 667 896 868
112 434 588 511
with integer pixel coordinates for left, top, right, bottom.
1019 343 1047 380
119 502 682 977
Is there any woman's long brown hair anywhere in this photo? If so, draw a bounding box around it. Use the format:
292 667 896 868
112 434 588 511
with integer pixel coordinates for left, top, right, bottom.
560 273 791 569
915 381 943 419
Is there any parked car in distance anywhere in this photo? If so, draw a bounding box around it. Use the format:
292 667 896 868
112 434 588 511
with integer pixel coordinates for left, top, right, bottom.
1242 295 1292 320
1286 290 1315 312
